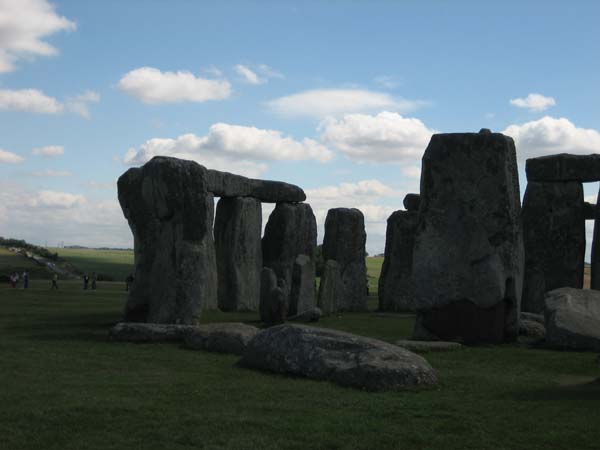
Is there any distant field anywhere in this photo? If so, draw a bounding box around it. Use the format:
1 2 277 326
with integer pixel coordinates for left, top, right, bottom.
0 247 52 279
50 248 134 281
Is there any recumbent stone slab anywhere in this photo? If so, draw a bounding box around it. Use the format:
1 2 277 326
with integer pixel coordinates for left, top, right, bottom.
184 322 259 355
526 153 600 182
109 322 196 343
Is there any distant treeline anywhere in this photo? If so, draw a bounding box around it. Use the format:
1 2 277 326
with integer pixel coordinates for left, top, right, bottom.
0 237 58 261
64 245 133 251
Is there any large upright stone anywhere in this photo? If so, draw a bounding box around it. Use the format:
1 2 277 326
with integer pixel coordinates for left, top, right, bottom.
522 181 585 313
322 208 367 311
412 130 524 344
117 156 217 324
591 186 600 290
262 202 317 302
206 170 305 202
378 210 418 312
317 260 342 315
289 254 316 316
526 154 600 182
214 197 262 311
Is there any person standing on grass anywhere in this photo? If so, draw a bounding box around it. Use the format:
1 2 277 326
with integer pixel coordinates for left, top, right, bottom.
22 271 29 289
83 273 89 290
91 272 97 290
125 273 134 291
51 273 58 289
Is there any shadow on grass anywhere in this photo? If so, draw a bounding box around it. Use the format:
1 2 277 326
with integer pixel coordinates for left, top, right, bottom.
512 378 600 402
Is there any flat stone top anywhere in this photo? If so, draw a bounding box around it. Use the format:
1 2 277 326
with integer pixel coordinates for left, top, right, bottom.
526 153 600 182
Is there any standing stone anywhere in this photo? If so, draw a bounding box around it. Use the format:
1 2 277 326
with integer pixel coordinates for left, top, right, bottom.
259 267 278 324
214 197 262 311
317 260 342 315
591 186 600 290
412 130 524 344
289 254 316 316
378 210 418 312
322 208 367 311
522 181 585 313
117 156 217 324
262 202 317 303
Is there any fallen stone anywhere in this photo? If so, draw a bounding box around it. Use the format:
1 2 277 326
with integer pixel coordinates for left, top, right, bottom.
184 323 259 355
109 322 195 342
317 260 343 315
214 196 262 311
526 153 600 182
240 324 437 391
402 193 421 212
412 130 524 343
289 254 316 316
544 288 600 351
521 311 544 324
519 319 546 340
322 208 367 312
206 169 306 202
522 181 585 313
395 340 463 353
287 307 322 322
378 210 418 312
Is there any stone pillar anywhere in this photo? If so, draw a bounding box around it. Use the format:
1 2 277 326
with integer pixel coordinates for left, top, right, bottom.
378 210 418 312
214 196 262 311
521 181 585 312
412 130 524 344
322 208 367 311
117 156 217 324
592 187 600 290
317 259 342 315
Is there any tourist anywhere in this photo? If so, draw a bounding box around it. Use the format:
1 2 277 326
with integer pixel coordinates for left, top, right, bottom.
91 272 97 290
22 271 29 289
51 273 58 289
10 273 17 288
83 273 89 290
125 273 134 291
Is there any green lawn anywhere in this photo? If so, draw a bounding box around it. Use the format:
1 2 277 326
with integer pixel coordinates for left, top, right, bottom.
50 248 134 281
1 277 599 450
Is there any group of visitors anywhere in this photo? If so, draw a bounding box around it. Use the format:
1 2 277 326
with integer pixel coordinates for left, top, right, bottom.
8 271 29 288
82 272 97 290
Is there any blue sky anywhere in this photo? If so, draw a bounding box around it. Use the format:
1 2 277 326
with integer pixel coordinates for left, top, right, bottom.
0 0 599 255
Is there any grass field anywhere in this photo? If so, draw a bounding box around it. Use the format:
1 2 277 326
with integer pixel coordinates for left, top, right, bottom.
50 248 134 281
0 247 53 280
1 258 599 449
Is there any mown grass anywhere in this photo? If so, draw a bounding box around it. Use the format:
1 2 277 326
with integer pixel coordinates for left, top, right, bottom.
1 278 599 450
50 248 134 281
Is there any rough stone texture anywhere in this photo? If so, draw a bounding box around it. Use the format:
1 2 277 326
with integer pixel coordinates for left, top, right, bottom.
584 202 596 221
214 197 262 311
522 181 585 313
544 288 600 351
109 322 196 342
322 208 367 312
287 307 322 322
521 311 544 324
259 267 278 324
378 210 418 312
184 323 259 355
412 131 524 344
526 153 600 183
206 169 306 202
262 202 317 302
117 156 217 324
317 260 342 315
395 340 463 353
240 324 437 391
403 193 421 212
289 254 316 316
519 319 546 340
592 186 600 290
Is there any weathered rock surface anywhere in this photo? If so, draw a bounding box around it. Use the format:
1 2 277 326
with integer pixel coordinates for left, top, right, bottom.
262 202 317 301
522 181 585 313
240 324 437 391
521 311 544 324
584 202 596 221
109 322 196 342
378 210 418 312
403 193 421 212
289 254 316 316
544 288 600 351
591 186 600 290
395 340 463 353
412 131 524 343
287 307 322 322
259 267 278 324
184 323 259 355
519 319 546 340
322 208 367 312
526 153 600 182
206 169 306 202
117 156 217 324
214 197 262 311
317 260 342 315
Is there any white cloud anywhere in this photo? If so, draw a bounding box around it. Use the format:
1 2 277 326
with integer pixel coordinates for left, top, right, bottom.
118 67 231 104
32 145 64 157
319 111 435 163
235 64 263 85
31 190 85 208
0 88 63 113
123 123 333 178
0 0 76 73
66 90 100 118
267 89 425 118
510 93 556 112
30 169 72 177
0 148 23 163
503 116 600 160
401 165 421 178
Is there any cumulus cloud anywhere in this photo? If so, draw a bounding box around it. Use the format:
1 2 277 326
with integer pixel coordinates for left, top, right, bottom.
0 148 23 163
30 190 85 208
66 90 100 118
503 116 600 160
0 0 76 73
509 93 556 112
118 67 231 104
123 123 333 178
32 145 64 157
30 169 72 177
0 88 63 113
234 63 283 85
319 111 435 163
267 89 425 118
